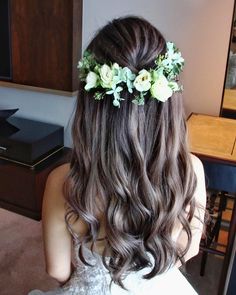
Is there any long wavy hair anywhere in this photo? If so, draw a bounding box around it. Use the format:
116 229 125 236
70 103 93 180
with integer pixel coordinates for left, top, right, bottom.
64 16 197 288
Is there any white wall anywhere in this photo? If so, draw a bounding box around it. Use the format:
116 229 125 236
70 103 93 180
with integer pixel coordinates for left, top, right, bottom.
0 0 234 146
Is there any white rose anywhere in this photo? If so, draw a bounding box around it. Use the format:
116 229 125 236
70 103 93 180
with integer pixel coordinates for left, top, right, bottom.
84 71 98 90
99 64 113 88
151 74 173 102
112 63 120 71
133 69 151 92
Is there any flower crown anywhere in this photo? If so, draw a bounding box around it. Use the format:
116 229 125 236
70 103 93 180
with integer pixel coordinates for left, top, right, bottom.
78 42 184 107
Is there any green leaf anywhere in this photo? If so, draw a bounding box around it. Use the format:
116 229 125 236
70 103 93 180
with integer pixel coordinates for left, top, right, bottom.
94 92 104 100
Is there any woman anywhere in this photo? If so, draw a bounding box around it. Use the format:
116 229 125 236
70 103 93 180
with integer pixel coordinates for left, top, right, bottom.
30 16 206 295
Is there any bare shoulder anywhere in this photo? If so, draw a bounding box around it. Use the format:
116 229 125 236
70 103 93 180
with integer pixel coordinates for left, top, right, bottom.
43 163 70 220
47 164 88 235
47 163 70 185
190 154 206 206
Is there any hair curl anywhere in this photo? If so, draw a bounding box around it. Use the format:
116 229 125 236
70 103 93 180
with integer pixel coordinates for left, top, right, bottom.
64 16 197 288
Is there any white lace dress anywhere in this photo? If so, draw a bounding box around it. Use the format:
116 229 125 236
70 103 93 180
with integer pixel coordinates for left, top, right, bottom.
28 243 198 295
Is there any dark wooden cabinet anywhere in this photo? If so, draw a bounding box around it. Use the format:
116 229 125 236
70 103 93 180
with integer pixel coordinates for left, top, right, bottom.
0 148 71 220
2 0 82 92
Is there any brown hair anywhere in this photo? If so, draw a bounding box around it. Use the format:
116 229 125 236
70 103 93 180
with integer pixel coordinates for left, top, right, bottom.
64 16 196 288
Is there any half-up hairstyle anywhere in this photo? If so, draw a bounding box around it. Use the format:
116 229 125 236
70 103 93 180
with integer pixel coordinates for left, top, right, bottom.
64 16 197 288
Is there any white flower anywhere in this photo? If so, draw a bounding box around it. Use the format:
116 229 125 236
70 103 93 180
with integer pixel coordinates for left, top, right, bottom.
133 69 151 92
162 42 184 70
112 63 120 71
111 63 122 86
151 74 173 102
99 64 113 88
84 71 98 90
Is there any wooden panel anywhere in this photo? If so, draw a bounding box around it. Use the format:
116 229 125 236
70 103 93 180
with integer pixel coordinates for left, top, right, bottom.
10 0 82 91
0 161 36 210
187 114 236 162
0 148 71 220
72 0 82 91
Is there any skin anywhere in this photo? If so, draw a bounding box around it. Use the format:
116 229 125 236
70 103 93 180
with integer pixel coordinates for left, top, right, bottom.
42 154 206 284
